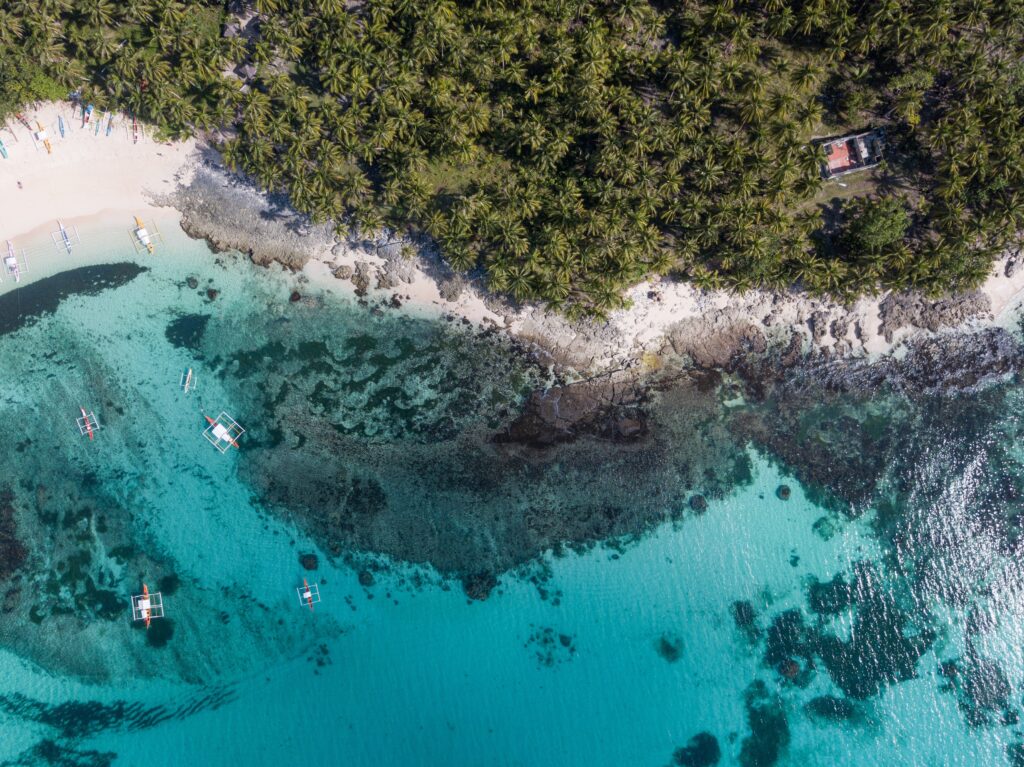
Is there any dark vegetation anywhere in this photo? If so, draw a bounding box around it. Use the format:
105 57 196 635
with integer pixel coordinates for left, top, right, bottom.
1 1 1023 314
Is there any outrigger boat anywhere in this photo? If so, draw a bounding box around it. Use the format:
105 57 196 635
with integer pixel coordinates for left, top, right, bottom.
77 408 100 440
79 407 96 440
132 114 140 144
94 110 105 136
35 121 52 154
0 139 7 159
131 583 164 628
141 584 151 628
52 220 81 255
297 579 321 611
14 112 32 131
82 103 93 128
4 241 21 283
130 216 162 254
105 113 114 137
203 412 244 452
179 367 196 395
58 114 65 138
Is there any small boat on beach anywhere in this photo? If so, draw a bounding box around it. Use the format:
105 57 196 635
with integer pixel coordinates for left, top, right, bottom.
51 220 81 255
58 115 65 138
0 140 7 159
14 112 32 131
4 241 21 283
132 216 156 253
132 114 139 144
129 215 160 253
105 113 114 137
35 121 52 154
82 103 93 128
94 110 105 136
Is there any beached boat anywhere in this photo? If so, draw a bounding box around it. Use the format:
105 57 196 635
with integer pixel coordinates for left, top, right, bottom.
82 103 93 127
58 115 65 138
0 140 7 159
134 216 155 253
129 216 162 254
35 121 52 154
4 241 20 283
105 113 114 137
94 110 105 136
52 220 80 255
132 114 139 144
14 112 32 131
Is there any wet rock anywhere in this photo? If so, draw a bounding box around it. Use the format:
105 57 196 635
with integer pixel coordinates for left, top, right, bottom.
299 552 318 571
878 291 991 343
808 311 831 343
186 276 199 289
438 277 465 302
462 572 498 601
332 264 353 280
804 695 857 722
775 485 791 501
357 569 375 588
376 269 400 290
1005 252 1022 278
671 732 721 766
168 166 335 270
351 261 372 296
206 288 219 301
389 294 403 309
494 377 647 448
667 315 767 369
289 291 302 303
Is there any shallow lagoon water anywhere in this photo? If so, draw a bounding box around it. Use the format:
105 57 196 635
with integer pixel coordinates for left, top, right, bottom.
0 219 1023 765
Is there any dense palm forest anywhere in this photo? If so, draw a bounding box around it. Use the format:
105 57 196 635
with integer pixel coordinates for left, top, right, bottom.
2 1 1023 314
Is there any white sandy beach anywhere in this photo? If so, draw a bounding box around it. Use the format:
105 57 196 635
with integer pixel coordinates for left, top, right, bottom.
4 100 1024 373
0 101 196 245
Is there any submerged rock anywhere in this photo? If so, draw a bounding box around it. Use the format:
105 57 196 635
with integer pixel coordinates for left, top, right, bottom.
299 553 318 571
461 572 498 601
775 485 791 501
671 732 721 766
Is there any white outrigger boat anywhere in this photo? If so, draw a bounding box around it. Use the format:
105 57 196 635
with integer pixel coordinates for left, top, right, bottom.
51 220 81 255
130 216 162 254
203 412 245 453
4 240 26 282
179 367 197 395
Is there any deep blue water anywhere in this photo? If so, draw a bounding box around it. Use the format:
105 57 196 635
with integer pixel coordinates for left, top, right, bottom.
1 218 1023 766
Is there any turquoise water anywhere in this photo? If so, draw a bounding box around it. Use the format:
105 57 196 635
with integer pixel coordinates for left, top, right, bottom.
1 218 1023 766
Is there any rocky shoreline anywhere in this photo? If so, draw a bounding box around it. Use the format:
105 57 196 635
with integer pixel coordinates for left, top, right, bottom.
165 154 1023 389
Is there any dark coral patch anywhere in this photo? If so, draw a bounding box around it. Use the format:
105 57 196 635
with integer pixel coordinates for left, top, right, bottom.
671 731 721 766
739 681 790 767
